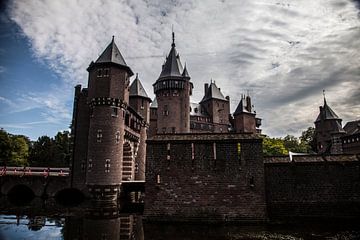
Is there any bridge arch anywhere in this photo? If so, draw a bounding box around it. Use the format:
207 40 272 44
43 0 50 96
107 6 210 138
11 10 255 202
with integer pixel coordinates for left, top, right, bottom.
7 184 35 205
1 178 44 197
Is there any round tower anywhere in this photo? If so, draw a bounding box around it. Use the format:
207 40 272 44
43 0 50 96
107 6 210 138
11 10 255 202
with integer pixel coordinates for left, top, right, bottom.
86 37 134 201
153 32 193 134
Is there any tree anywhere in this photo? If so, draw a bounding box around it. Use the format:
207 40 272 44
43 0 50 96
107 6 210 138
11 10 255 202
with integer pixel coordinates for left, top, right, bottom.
0 129 12 166
9 135 30 166
28 136 53 166
53 131 71 166
262 136 288 156
300 127 317 153
283 135 307 153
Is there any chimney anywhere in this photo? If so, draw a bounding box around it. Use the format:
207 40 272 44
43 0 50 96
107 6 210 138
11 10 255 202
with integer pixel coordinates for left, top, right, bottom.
204 83 209 95
246 95 251 112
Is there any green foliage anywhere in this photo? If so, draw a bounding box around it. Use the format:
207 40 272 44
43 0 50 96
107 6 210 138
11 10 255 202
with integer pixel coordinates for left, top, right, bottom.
0 129 30 166
0 129 70 167
28 131 71 167
300 127 317 153
262 136 288 156
283 135 308 153
0 129 12 165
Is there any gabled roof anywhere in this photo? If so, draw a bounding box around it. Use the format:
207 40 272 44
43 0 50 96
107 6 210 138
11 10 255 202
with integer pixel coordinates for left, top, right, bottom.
343 120 360 135
158 32 184 79
315 97 341 122
129 74 150 99
200 82 227 102
234 95 255 116
150 97 158 108
96 36 128 66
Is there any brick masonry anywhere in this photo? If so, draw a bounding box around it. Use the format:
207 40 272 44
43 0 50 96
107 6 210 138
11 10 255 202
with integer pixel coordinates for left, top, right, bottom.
264 155 360 221
144 133 267 222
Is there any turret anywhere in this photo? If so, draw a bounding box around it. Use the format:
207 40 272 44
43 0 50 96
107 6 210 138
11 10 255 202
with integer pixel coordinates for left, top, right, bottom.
314 93 345 154
199 81 230 132
153 32 193 134
129 73 151 123
233 94 260 134
86 36 134 200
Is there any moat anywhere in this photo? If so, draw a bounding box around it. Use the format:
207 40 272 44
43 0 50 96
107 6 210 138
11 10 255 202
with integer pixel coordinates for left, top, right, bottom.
0 197 360 240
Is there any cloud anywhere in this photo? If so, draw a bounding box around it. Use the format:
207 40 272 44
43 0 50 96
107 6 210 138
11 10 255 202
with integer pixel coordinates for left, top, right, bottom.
7 0 360 137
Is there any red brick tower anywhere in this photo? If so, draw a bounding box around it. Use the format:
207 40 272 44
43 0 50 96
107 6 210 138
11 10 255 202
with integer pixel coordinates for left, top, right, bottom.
199 81 230 132
86 36 134 200
153 32 193 134
129 74 151 180
233 94 261 134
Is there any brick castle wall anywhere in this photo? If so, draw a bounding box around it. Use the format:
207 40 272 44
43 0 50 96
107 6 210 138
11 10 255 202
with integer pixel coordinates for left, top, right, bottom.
144 133 267 222
264 155 360 220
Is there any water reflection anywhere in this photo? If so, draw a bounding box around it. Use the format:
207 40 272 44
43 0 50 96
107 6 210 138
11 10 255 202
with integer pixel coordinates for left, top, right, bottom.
0 197 360 240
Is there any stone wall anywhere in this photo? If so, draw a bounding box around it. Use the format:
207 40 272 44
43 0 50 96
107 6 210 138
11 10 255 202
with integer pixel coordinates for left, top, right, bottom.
264 155 360 221
144 133 267 222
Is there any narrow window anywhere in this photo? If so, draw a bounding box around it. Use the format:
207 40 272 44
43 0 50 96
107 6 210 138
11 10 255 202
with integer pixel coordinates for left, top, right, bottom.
237 143 241 166
172 127 176 133
141 99 144 109
191 143 195 160
163 105 169 116
103 68 109 77
156 174 161 184
81 159 86 172
88 159 93 172
135 163 139 173
97 129 102 142
111 107 118 117
97 69 102 77
167 143 171 160
213 142 217 160
115 131 120 144
105 159 110 173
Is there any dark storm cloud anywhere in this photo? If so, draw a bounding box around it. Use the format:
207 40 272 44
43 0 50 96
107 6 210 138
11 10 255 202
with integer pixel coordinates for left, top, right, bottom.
7 0 360 137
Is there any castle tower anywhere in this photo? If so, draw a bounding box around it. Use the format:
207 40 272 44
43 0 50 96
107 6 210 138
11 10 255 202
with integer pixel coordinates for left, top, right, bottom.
233 94 261 134
315 94 345 154
199 81 230 132
86 37 134 200
153 32 193 134
129 74 151 180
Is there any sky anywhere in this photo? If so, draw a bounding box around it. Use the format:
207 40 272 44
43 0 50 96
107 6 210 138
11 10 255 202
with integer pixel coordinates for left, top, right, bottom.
0 0 359 140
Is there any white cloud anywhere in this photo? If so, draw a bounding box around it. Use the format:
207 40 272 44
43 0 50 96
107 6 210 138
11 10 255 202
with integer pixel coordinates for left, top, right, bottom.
8 0 360 137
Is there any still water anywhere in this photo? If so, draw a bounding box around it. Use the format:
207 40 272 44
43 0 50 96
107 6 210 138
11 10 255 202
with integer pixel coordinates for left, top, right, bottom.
0 197 359 240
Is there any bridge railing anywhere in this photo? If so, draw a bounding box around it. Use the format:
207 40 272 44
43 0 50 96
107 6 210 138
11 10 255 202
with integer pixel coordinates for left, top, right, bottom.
0 166 70 177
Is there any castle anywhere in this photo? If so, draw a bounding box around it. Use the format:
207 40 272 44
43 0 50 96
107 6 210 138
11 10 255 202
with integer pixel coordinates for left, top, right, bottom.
69 34 359 222
71 33 261 200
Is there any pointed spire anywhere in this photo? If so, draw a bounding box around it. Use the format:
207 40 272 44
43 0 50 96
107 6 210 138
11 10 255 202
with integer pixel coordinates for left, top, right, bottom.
182 63 190 78
315 91 341 122
129 73 150 99
157 32 184 79
323 89 327 106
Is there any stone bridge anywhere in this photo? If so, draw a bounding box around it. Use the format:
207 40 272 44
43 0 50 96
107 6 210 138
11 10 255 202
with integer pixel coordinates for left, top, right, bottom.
0 166 144 205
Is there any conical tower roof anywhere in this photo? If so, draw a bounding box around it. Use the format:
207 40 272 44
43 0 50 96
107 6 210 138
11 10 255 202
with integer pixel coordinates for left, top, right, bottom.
93 36 133 75
158 32 184 79
315 97 341 122
182 64 190 78
129 73 150 100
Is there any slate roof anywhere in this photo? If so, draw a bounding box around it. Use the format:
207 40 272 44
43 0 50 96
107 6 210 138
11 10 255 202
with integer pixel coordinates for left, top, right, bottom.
315 98 341 122
343 120 360 135
96 36 128 67
200 82 227 102
234 96 255 115
182 64 190 78
150 97 158 108
129 74 150 99
158 33 184 79
190 102 209 117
